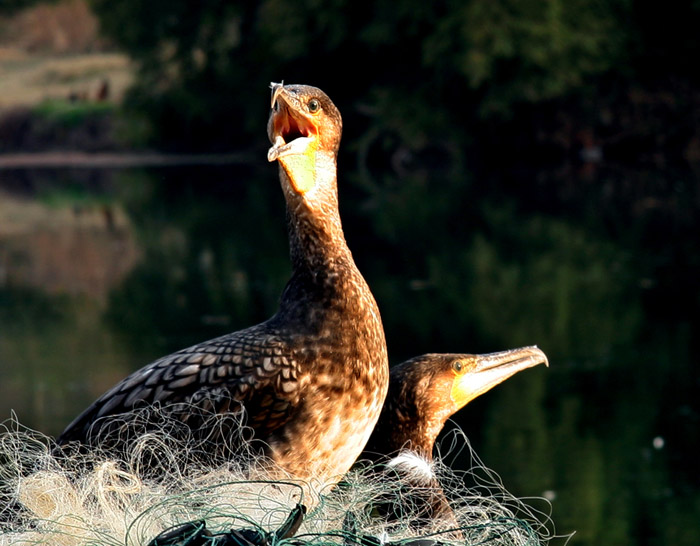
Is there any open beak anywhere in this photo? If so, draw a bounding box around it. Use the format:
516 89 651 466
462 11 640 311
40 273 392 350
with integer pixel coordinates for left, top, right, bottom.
451 345 549 409
267 82 317 163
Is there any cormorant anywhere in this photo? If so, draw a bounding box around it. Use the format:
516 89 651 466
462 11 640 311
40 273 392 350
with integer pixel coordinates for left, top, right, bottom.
56 83 389 489
365 346 548 461
357 346 548 531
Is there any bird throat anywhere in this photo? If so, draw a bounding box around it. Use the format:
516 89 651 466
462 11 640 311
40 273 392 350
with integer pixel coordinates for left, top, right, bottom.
279 149 317 194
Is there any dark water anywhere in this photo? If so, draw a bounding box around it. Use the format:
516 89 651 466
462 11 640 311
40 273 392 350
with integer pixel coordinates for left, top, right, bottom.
0 160 698 545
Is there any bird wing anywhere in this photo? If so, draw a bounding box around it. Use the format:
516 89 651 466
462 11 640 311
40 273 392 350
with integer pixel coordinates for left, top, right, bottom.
56 322 300 447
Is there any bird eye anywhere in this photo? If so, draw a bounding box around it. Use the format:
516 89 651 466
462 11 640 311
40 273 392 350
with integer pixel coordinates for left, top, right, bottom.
452 361 465 374
308 99 320 113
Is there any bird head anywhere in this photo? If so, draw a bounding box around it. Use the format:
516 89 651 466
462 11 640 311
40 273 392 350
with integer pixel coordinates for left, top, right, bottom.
387 346 549 455
444 346 548 411
267 82 343 196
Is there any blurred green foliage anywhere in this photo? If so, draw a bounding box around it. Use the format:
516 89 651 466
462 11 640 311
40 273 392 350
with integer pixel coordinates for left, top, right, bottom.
85 0 649 150
33 98 114 128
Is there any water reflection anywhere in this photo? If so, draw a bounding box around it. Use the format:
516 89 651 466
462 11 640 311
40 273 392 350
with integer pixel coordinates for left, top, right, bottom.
0 162 698 545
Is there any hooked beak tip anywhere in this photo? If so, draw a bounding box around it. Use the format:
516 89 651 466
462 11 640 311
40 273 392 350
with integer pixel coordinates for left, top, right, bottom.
270 82 284 109
532 345 549 367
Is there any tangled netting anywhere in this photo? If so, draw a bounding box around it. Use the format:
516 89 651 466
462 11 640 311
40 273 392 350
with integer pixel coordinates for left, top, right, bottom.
0 412 565 546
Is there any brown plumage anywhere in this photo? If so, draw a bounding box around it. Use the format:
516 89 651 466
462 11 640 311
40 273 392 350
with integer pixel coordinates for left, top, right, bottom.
359 346 548 530
57 83 389 488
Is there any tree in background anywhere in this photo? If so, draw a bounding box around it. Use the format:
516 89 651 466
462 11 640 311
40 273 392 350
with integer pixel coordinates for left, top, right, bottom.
88 0 643 153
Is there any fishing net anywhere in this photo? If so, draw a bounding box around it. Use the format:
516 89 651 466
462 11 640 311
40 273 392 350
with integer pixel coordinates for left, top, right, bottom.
0 413 562 546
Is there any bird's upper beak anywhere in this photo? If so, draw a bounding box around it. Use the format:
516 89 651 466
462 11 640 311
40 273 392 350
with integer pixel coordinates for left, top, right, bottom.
451 346 549 409
269 82 284 109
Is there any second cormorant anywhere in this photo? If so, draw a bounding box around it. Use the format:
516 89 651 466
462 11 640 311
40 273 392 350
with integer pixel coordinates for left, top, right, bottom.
357 346 548 530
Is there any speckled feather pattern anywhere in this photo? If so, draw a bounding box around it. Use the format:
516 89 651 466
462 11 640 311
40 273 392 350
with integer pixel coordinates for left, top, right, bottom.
57 84 389 487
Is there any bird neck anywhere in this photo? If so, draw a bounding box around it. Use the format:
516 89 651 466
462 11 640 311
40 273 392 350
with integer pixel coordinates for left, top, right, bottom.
367 428 435 463
396 428 436 461
280 155 354 274
367 397 438 462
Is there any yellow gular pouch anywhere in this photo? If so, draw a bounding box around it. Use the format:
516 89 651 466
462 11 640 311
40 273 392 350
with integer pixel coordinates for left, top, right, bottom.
449 359 474 410
279 150 318 194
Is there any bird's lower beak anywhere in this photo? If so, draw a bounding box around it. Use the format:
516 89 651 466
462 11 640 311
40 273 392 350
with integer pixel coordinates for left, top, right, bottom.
451 346 548 409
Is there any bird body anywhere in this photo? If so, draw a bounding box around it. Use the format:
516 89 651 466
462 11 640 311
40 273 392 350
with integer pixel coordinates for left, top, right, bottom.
57 83 389 488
